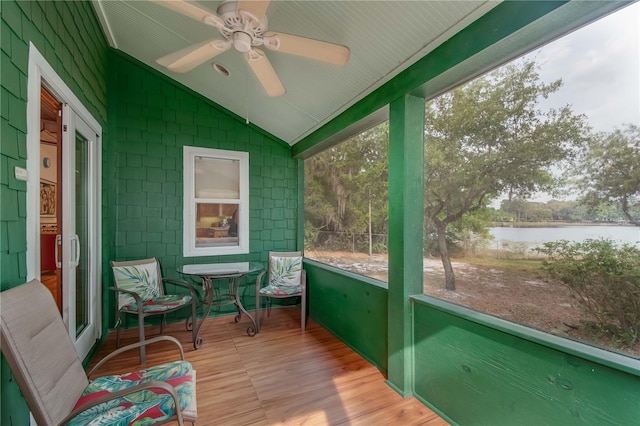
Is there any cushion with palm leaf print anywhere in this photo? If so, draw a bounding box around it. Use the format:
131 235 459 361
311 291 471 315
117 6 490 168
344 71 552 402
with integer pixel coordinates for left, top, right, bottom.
112 263 160 310
122 294 193 313
69 360 194 425
262 255 302 295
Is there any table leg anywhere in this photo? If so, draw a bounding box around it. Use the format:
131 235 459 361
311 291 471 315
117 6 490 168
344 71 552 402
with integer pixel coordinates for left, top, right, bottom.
192 276 215 348
231 275 257 336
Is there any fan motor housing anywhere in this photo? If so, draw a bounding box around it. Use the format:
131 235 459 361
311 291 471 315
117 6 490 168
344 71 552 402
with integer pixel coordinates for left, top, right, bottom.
215 0 268 50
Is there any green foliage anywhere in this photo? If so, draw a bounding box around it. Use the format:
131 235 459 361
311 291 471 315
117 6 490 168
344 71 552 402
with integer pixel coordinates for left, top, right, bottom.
500 199 553 222
304 220 321 250
305 123 389 249
424 208 494 257
537 239 640 346
576 124 640 225
424 58 589 289
424 59 587 220
496 198 631 223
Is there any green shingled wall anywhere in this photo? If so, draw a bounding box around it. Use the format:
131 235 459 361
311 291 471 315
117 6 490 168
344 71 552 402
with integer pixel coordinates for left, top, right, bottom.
1 0 108 289
106 51 299 325
0 1 108 424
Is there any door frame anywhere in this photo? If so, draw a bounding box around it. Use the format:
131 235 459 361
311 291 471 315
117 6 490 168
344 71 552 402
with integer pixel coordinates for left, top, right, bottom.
26 43 102 353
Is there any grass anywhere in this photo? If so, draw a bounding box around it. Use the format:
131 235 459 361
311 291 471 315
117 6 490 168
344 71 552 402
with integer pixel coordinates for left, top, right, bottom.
455 256 544 272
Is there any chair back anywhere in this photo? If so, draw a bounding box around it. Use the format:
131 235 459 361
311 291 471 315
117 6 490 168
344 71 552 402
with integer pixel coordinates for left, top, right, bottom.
0 280 89 426
268 251 303 288
111 257 165 309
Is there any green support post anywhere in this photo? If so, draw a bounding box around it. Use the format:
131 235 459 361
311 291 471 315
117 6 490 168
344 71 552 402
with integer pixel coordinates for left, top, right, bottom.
297 159 305 251
386 94 425 396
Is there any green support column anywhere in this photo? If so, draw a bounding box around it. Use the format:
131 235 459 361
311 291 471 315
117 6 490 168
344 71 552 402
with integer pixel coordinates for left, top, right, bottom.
386 94 425 396
296 159 305 251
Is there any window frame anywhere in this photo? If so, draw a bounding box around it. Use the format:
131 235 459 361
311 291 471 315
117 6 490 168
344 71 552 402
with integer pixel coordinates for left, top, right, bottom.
183 146 249 257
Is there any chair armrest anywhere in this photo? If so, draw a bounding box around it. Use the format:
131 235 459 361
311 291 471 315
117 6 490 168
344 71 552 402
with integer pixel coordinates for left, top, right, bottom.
110 286 144 316
163 278 202 306
87 336 185 378
60 379 185 426
163 278 198 297
110 286 143 303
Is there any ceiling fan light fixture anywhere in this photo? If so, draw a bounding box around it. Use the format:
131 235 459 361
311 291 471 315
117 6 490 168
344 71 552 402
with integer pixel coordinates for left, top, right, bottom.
263 34 280 50
233 32 253 53
212 63 230 76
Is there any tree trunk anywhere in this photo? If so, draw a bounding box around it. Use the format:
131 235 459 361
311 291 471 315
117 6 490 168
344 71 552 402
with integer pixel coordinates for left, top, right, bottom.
621 198 640 226
436 224 456 291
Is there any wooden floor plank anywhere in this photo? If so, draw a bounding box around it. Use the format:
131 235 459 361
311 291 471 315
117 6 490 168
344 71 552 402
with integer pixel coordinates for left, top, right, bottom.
89 308 448 426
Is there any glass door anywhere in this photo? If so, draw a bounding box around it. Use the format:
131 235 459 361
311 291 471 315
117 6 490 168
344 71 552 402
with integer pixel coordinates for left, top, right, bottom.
62 105 99 359
27 47 102 364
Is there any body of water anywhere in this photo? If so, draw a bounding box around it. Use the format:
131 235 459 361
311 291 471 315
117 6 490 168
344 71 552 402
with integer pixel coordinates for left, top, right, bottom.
489 225 640 248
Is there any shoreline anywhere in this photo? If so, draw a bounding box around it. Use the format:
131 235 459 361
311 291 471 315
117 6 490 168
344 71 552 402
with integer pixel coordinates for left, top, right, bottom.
492 221 635 228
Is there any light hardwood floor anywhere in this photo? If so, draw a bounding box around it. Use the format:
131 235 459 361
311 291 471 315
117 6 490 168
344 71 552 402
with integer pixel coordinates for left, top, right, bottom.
89 307 449 426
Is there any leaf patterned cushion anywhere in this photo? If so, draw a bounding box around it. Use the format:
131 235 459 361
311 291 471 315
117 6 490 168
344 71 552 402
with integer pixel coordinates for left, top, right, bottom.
259 283 303 296
259 255 303 296
122 294 193 313
113 263 160 309
69 360 194 426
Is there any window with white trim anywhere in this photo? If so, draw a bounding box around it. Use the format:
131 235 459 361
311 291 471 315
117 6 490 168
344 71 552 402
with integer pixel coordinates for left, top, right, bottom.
183 146 249 256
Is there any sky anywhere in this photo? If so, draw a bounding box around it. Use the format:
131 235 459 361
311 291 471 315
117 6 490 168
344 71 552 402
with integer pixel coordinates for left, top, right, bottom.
492 3 639 207
527 2 640 133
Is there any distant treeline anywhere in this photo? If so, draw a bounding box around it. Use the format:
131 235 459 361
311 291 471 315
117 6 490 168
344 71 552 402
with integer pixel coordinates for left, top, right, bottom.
493 199 631 223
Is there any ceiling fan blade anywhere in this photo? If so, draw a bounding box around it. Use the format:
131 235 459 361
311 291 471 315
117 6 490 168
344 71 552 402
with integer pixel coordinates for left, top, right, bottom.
157 39 231 73
263 32 350 66
244 49 285 97
236 0 271 20
149 0 217 24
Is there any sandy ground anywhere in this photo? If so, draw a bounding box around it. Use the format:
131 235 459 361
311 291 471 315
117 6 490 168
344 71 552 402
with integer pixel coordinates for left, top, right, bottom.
306 250 639 358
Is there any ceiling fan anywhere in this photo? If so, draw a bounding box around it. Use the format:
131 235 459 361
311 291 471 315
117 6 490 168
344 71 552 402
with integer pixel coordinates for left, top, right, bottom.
152 0 351 97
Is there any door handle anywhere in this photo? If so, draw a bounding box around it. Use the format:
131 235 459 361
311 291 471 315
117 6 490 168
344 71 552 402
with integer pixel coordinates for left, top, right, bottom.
71 234 80 267
55 234 62 268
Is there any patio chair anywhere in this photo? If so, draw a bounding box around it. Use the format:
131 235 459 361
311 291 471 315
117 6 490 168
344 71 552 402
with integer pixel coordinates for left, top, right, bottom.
111 258 200 364
255 251 307 333
0 279 197 425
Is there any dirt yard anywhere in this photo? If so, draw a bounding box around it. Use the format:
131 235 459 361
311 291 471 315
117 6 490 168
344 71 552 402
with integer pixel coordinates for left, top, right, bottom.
306 250 640 358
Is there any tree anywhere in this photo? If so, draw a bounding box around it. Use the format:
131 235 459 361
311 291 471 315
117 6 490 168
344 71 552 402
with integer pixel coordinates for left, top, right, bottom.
424 59 589 290
304 123 389 252
546 199 584 222
577 124 640 225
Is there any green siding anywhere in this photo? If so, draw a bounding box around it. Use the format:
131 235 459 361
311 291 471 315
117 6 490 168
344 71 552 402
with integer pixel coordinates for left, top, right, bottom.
304 263 640 425
412 296 640 425
0 1 109 424
1 1 638 425
106 52 299 325
305 260 388 373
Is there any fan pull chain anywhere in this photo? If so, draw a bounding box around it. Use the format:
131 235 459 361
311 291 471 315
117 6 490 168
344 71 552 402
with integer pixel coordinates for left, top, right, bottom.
246 69 250 125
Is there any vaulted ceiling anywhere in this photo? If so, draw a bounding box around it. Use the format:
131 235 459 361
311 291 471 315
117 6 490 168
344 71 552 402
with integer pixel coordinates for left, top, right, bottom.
93 0 499 144
92 1 629 148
